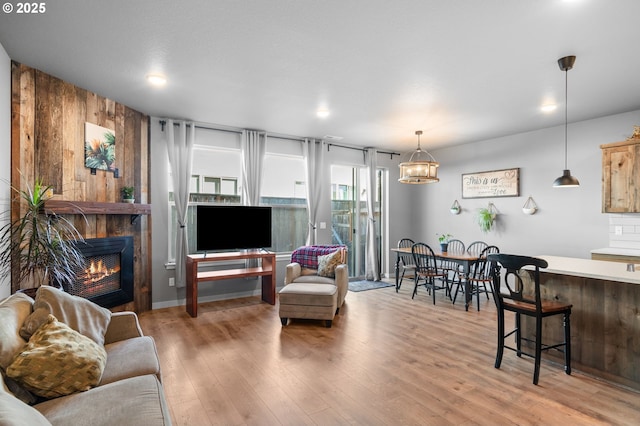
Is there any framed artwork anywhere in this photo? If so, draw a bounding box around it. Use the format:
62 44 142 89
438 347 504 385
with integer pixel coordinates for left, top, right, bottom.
462 168 520 198
85 122 116 172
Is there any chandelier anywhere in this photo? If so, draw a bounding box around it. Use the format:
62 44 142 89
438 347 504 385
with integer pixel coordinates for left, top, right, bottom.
398 130 440 184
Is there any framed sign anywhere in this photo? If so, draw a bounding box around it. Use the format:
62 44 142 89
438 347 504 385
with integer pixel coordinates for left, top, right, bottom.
462 168 520 198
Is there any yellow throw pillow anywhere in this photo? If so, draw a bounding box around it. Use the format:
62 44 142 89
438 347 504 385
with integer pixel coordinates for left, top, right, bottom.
317 250 343 278
7 314 107 399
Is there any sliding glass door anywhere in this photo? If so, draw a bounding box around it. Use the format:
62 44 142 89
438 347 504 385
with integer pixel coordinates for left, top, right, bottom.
330 165 386 278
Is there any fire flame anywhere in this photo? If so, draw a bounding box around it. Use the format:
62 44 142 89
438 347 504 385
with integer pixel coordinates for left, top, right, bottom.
82 259 119 283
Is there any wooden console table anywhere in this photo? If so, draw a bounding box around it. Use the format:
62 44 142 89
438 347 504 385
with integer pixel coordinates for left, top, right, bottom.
185 250 276 317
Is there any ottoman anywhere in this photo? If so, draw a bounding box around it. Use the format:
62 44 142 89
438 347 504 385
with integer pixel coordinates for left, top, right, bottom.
278 283 338 328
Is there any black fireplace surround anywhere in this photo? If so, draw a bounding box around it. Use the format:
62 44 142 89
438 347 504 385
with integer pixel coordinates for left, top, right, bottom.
69 236 134 308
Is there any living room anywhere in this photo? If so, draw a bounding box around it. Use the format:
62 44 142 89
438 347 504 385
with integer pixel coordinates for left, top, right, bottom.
1 1 640 424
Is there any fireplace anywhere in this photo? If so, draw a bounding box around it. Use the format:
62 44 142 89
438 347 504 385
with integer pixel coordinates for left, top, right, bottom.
68 236 134 308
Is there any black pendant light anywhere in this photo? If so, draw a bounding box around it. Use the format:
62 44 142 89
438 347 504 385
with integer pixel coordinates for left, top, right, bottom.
553 55 580 188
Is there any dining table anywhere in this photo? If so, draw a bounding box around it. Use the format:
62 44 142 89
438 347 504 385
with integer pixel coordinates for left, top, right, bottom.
391 247 481 311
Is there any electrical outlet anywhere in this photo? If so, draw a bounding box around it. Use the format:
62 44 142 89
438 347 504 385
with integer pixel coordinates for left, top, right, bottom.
169 277 175 287
615 226 623 236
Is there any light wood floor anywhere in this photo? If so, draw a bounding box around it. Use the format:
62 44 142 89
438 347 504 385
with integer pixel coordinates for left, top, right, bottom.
139 281 640 425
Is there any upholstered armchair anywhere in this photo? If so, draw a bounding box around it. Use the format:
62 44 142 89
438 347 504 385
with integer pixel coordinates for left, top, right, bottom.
279 245 348 327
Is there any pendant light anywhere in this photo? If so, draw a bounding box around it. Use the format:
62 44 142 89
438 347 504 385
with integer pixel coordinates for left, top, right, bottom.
398 130 439 184
553 55 580 188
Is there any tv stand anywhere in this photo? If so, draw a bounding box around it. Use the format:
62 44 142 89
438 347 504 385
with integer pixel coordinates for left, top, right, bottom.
185 250 276 317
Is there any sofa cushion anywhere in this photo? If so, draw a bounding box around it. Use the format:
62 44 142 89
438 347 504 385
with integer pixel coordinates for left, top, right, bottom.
0 292 33 370
21 286 111 346
279 283 337 307
7 315 107 399
291 275 338 285
34 375 171 426
317 250 343 278
0 392 51 426
101 336 161 385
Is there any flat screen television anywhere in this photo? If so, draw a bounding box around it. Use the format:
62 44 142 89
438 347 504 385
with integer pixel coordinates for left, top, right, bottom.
196 205 272 252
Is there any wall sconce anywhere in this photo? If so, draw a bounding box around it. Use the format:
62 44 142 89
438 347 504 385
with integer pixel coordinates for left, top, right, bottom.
450 200 461 215
522 196 538 215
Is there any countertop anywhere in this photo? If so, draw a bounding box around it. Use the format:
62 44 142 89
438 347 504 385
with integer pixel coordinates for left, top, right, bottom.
534 255 640 285
590 247 640 257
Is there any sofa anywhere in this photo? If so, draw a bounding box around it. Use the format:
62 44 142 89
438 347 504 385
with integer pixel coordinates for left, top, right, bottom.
0 287 171 425
279 245 348 327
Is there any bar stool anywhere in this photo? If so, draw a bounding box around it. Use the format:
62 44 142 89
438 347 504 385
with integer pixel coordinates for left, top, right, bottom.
488 253 572 385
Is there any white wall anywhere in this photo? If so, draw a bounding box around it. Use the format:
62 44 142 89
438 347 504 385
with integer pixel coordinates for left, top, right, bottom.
0 43 10 298
412 110 640 258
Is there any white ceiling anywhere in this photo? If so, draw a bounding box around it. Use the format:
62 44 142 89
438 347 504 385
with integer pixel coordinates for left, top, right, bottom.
1 0 639 152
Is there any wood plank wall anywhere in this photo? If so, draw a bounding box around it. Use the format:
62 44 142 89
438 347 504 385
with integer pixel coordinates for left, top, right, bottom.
10 61 152 312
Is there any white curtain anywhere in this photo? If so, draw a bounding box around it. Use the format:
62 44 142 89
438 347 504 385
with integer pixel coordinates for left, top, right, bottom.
241 130 266 206
166 120 195 288
241 130 266 269
365 148 381 281
303 138 325 245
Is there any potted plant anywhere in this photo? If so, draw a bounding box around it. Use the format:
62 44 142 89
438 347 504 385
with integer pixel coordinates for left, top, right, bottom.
437 233 452 252
0 178 86 295
476 206 497 233
121 186 135 203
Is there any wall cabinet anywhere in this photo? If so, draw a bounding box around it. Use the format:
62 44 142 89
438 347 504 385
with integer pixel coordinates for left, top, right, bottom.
601 137 640 212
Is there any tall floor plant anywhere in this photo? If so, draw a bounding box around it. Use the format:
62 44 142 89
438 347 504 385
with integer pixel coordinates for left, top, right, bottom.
0 178 86 291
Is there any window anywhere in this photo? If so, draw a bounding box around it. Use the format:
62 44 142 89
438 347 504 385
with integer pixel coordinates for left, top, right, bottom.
260 153 308 253
168 145 242 261
168 139 308 261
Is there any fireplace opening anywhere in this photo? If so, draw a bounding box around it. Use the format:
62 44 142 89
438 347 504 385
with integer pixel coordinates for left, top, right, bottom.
68 236 134 308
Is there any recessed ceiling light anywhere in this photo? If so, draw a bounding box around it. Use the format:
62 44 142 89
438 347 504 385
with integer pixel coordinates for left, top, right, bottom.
316 108 330 118
146 73 167 86
540 104 557 113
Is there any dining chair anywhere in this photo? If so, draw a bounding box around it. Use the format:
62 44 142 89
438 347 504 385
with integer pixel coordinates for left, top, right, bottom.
466 240 488 256
396 238 416 292
439 239 465 289
453 245 499 310
411 242 449 304
487 253 572 385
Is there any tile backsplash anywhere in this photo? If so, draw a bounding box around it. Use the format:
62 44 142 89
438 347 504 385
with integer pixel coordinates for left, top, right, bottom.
609 213 640 250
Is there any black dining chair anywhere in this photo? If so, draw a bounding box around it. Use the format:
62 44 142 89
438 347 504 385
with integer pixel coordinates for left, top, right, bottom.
487 253 572 385
411 242 449 304
453 245 499 310
439 239 465 289
466 240 488 256
396 238 416 292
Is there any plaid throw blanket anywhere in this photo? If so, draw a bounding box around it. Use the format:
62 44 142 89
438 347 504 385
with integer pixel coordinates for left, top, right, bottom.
291 245 346 269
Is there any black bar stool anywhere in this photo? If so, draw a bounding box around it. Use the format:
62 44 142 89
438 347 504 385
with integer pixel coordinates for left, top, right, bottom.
488 253 572 385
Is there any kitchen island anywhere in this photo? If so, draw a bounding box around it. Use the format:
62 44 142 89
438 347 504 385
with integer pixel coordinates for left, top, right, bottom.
524 256 640 390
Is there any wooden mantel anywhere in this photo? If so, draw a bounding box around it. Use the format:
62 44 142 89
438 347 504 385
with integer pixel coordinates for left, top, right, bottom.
44 200 151 224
